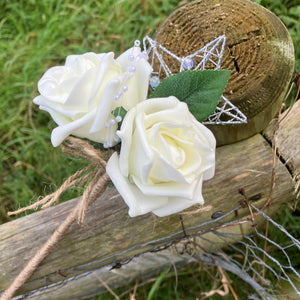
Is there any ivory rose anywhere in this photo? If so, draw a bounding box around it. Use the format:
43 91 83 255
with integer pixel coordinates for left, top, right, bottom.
106 96 216 217
33 46 152 147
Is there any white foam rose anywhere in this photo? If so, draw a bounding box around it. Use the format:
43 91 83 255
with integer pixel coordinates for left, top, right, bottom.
106 96 216 217
33 47 152 147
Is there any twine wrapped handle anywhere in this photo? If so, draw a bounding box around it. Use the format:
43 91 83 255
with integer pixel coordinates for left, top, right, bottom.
62 137 111 224
2 137 112 300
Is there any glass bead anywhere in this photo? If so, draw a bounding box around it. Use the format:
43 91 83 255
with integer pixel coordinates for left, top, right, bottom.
138 51 149 60
128 54 135 61
114 91 122 101
150 76 160 88
127 65 136 73
122 85 128 92
134 40 141 47
183 58 194 70
114 94 120 101
116 115 122 122
114 135 120 142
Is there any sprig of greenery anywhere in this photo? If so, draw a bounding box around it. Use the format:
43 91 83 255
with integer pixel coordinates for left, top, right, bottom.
150 70 231 122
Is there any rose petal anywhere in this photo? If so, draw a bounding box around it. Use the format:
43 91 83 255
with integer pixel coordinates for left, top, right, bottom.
89 79 120 134
152 177 204 217
142 98 190 129
117 106 137 176
152 195 204 217
129 113 154 184
192 120 216 180
149 148 188 183
33 95 86 121
51 109 96 147
132 174 199 199
76 121 116 145
65 53 104 68
88 53 122 109
148 123 203 180
66 52 102 73
37 66 75 103
116 46 141 68
117 47 152 110
36 105 70 126
63 67 98 111
107 153 168 217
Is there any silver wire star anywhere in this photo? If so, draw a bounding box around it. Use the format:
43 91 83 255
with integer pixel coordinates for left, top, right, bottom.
143 35 247 125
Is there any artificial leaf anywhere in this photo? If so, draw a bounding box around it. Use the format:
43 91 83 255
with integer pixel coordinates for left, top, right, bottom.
150 70 231 122
112 106 127 130
112 106 127 120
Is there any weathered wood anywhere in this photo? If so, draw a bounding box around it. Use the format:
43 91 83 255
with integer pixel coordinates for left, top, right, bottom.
154 0 295 145
264 100 300 189
9 219 296 300
11 251 195 300
0 102 299 299
10 220 271 300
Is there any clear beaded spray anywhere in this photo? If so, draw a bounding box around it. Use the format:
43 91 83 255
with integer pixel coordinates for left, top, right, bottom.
103 40 147 148
143 35 247 125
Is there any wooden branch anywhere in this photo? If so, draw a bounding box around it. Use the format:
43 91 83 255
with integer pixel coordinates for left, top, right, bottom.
0 102 299 299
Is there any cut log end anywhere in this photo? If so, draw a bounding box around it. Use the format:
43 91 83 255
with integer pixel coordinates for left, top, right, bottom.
154 0 295 145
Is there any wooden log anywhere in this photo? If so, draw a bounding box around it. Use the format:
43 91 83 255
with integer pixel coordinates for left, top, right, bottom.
0 102 299 299
153 0 295 145
264 100 300 200
11 251 196 300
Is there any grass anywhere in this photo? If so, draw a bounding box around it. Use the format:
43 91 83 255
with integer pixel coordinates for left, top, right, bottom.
92 264 253 300
0 0 183 222
0 0 299 298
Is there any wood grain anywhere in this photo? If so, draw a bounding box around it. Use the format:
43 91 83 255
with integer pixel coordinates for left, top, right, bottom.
264 100 300 177
0 102 298 297
154 0 295 145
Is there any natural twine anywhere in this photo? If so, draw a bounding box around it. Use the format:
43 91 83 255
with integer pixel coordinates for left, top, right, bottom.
1 137 112 300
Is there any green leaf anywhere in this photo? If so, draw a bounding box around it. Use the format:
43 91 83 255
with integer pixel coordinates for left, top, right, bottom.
112 106 127 120
150 70 231 122
112 106 127 129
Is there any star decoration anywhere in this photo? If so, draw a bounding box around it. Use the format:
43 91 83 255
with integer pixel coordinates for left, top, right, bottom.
143 35 247 125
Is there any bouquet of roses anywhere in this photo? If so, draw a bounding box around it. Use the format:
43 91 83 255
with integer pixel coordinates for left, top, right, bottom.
32 39 231 218
2 37 235 300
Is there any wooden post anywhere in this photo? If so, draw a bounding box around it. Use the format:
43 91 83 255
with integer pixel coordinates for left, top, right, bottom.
153 0 295 145
0 101 299 299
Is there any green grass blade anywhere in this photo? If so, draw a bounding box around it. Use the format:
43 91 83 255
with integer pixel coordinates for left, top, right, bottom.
147 269 168 300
